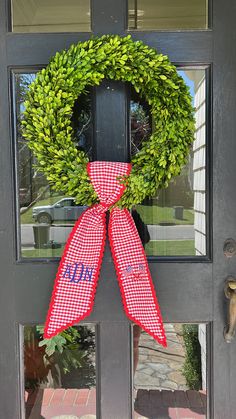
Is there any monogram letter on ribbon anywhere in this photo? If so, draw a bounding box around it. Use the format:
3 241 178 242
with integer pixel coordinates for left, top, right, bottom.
44 161 166 347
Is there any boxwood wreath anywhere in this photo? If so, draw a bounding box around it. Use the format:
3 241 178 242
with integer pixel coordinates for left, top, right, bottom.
22 34 195 208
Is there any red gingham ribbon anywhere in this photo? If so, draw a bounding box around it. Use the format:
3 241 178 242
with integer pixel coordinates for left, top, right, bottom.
44 161 166 346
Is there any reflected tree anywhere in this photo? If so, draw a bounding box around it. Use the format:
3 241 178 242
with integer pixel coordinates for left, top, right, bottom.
130 90 151 157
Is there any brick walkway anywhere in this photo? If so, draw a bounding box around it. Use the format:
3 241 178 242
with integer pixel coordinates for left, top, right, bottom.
134 389 206 419
135 325 188 391
25 388 96 418
25 388 206 418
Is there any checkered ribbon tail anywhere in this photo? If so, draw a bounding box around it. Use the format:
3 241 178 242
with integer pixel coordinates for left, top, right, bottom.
44 161 166 346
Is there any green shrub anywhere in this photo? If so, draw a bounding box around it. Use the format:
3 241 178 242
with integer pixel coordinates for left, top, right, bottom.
182 324 202 390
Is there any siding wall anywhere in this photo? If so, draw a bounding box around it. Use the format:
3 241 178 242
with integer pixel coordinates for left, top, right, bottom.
193 73 207 391
193 76 206 256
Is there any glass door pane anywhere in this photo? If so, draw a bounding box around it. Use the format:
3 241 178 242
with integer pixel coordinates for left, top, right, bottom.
13 72 92 259
12 0 91 32
130 68 208 257
133 324 208 418
23 324 96 419
128 0 208 30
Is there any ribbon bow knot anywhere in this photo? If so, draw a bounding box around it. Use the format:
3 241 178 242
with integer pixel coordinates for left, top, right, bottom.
44 161 166 347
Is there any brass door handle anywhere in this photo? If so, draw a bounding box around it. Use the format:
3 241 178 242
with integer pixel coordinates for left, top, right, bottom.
224 276 236 343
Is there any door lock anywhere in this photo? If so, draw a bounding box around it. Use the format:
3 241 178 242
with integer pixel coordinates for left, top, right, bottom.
223 238 236 258
224 276 236 343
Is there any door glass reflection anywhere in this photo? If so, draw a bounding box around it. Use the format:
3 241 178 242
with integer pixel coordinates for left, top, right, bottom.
12 0 91 33
130 69 207 256
128 0 208 30
14 72 92 259
133 324 207 418
23 324 96 419
15 69 207 259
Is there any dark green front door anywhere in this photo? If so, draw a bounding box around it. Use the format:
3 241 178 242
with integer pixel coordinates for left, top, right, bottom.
0 0 236 418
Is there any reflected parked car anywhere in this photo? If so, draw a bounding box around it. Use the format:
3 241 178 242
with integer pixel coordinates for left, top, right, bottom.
32 198 87 224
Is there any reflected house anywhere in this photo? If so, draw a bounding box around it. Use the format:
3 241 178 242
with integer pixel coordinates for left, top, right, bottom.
181 70 207 391
192 72 207 257
193 72 207 391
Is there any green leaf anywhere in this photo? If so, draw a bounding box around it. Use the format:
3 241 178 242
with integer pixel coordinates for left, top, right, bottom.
22 34 195 207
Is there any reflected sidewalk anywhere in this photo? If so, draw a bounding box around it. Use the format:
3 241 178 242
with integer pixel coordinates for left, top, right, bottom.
20 224 195 247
